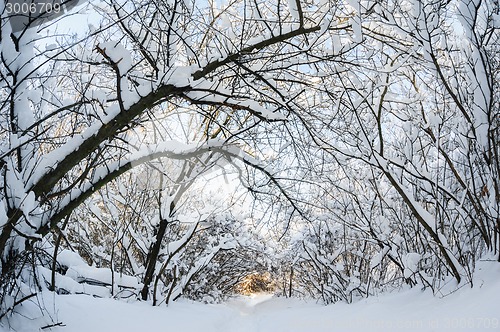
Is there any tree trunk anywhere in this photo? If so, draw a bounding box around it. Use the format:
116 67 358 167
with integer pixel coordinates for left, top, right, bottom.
140 217 168 301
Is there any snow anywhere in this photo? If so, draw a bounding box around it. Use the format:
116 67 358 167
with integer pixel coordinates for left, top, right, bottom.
53 250 141 291
287 0 300 20
6 261 500 332
493 13 500 28
57 250 88 268
98 41 133 74
403 252 421 278
65 265 140 289
370 246 389 269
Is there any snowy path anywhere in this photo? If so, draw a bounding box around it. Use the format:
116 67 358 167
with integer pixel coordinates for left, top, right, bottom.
6 263 500 332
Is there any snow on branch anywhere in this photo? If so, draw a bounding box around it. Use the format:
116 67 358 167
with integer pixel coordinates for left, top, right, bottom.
38 140 252 236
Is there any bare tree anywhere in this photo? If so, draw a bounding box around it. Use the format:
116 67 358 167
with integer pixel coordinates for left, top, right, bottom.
277 0 499 302
0 0 358 317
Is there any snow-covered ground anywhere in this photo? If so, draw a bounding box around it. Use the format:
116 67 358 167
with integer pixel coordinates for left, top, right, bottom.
4 261 500 332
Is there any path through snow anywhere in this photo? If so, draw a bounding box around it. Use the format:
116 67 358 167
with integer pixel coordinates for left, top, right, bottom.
4 261 500 332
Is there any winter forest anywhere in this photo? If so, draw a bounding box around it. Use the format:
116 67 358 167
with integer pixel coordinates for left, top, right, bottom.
0 0 499 330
